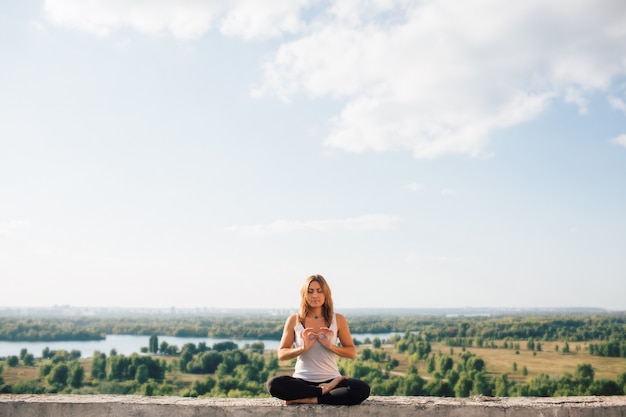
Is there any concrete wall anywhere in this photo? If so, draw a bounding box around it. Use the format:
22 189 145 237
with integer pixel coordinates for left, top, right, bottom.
1 395 626 417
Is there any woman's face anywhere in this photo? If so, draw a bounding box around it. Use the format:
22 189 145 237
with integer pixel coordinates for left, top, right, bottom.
307 280 325 309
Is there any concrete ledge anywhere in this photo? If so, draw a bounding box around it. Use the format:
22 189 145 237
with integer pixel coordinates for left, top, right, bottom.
1 395 626 417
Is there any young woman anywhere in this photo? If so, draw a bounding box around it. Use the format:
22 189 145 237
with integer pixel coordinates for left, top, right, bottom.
267 274 370 405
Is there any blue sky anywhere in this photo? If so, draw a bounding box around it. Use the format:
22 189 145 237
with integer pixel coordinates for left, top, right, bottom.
1 0 625 311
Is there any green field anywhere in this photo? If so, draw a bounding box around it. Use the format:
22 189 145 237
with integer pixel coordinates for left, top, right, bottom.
404 341 626 383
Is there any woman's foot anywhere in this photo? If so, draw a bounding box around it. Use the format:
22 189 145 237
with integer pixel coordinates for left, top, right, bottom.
285 397 317 405
318 376 348 395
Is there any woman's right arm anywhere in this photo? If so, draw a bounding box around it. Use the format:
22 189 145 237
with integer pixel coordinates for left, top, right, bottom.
277 314 304 361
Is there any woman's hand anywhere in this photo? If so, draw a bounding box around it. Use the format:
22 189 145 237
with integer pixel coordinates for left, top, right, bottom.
300 327 318 352
300 327 335 351
316 327 335 349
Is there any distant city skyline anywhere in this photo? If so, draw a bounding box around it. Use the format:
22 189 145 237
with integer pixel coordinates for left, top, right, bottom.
1 0 625 311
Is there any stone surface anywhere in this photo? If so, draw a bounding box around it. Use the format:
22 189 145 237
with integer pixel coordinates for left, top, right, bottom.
1 395 626 417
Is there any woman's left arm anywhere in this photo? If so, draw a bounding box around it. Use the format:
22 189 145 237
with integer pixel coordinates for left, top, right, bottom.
325 313 357 359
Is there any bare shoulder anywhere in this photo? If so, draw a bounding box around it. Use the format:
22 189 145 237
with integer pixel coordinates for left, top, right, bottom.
285 313 299 326
335 313 349 326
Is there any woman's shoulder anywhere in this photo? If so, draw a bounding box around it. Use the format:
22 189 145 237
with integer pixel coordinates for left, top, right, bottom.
285 313 300 326
334 312 348 325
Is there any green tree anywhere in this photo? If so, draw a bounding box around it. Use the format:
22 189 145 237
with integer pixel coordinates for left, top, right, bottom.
197 351 222 374
68 362 84 388
454 372 473 397
180 349 193 372
38 362 53 378
575 363 594 391
467 357 485 372
438 355 453 373
617 372 626 393
190 376 216 396
51 350 69 363
473 371 492 396
135 364 149 384
372 338 382 349
23 353 35 367
266 354 279 372
587 379 623 396
107 354 130 381
416 340 431 360
149 335 159 354
494 374 511 397
91 351 107 379
47 364 69 388
527 373 556 397
42 347 52 359
399 372 425 395
213 341 239 352
215 363 229 380
6 356 19 367
424 377 454 397
247 342 265 355
426 356 435 373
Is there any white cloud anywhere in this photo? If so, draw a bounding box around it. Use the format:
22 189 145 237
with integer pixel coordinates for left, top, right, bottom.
43 0 310 39
219 0 310 39
43 0 220 39
609 96 626 115
227 214 399 237
405 182 424 192
43 0 626 159
611 134 626 148
255 0 626 158
441 188 456 196
29 20 48 33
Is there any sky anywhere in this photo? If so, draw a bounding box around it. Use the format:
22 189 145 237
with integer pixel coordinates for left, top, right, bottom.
1 0 625 312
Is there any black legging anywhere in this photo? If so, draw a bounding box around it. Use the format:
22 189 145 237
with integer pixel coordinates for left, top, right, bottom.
267 375 370 405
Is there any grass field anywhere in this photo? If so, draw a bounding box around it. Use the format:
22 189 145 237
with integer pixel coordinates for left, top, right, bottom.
386 341 626 384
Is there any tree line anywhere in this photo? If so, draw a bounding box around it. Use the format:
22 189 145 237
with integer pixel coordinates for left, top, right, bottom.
1 312 624 342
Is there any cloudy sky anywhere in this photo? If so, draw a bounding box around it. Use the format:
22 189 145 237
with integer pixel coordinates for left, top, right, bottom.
1 0 625 311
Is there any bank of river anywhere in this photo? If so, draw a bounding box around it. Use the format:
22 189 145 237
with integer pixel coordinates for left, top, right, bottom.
0 333 399 358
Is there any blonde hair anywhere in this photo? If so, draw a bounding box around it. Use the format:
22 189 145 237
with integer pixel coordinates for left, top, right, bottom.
298 274 334 326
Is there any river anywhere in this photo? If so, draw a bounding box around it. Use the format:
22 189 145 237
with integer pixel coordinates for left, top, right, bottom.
0 333 399 358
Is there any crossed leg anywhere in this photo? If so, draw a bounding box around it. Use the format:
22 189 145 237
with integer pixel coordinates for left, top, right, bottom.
283 376 349 405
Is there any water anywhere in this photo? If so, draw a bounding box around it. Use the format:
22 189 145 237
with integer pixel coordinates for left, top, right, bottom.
0 333 399 358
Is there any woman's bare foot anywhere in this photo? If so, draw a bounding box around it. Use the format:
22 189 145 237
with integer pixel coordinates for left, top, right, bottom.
318 376 349 395
285 397 317 405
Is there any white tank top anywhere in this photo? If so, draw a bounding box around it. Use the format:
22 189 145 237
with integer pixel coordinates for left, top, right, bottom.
292 314 341 382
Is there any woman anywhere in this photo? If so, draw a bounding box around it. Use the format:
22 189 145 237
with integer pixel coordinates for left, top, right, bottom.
267 274 370 405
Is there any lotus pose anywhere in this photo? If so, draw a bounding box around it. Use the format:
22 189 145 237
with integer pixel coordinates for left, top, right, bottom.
267 274 370 405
